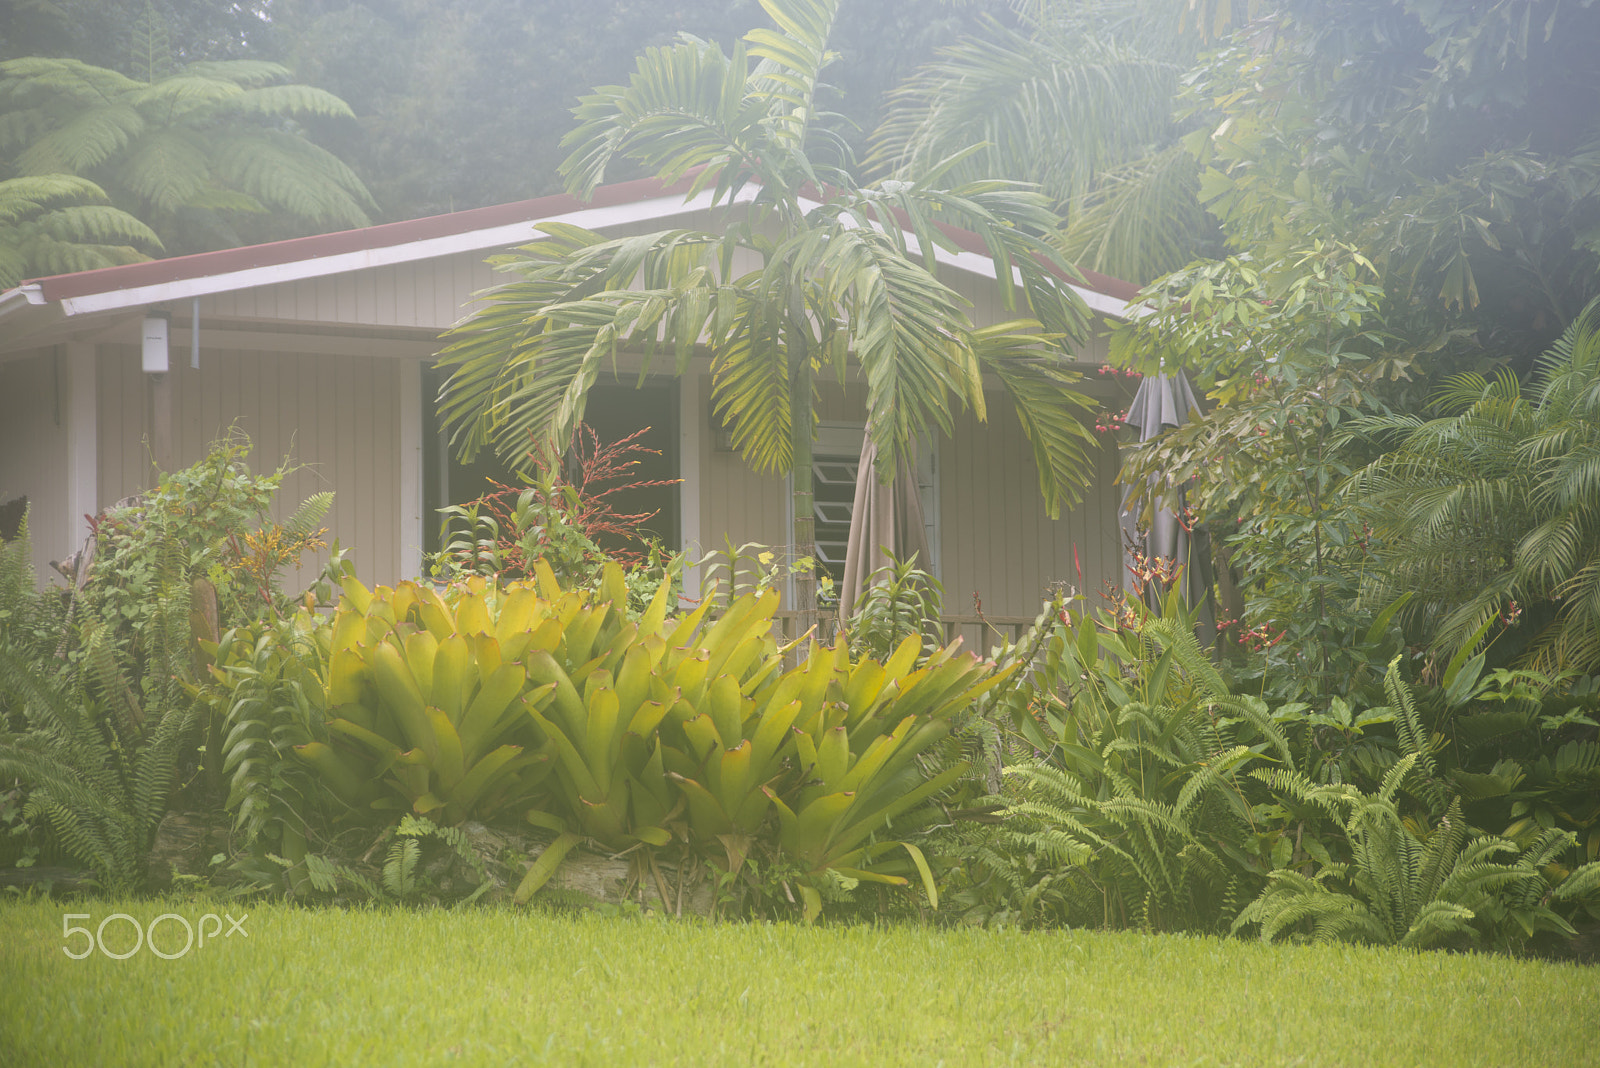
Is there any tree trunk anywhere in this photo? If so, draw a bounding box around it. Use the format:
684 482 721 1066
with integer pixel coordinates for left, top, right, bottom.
789 346 817 641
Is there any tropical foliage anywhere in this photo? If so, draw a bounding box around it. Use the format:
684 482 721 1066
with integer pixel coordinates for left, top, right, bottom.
0 525 194 891
202 552 1004 919
954 593 1292 931
436 0 1103 631
1349 300 1600 675
0 439 332 890
872 0 1226 283
0 54 374 263
0 172 160 287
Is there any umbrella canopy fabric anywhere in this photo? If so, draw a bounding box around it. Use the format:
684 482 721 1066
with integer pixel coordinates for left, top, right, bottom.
1119 373 1215 625
839 435 931 619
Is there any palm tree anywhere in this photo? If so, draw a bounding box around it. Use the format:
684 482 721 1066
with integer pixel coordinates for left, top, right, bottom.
1349 299 1600 674
0 56 375 257
436 0 1105 634
869 0 1225 285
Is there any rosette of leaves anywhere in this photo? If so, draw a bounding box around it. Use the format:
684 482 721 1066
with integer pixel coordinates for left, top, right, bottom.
663 623 1007 921
296 569 581 826
511 572 1008 921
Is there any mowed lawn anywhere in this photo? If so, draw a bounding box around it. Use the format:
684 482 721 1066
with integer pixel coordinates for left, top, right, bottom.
1 897 1594 1067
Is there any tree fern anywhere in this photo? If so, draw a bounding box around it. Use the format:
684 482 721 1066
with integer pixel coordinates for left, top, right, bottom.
0 54 374 260
0 173 158 287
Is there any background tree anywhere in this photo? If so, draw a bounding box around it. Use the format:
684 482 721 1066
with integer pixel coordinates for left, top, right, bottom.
0 172 160 287
1187 0 1600 371
0 54 375 257
269 0 1009 222
436 0 1102 634
0 0 273 69
1349 300 1600 675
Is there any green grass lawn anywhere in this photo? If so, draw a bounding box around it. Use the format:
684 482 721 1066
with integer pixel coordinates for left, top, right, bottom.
1 897 1594 1067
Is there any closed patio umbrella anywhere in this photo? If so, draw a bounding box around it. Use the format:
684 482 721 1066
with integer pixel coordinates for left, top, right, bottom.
839 435 930 620
1118 372 1215 628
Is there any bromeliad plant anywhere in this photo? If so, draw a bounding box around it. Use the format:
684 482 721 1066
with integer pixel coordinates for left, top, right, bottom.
510 572 1010 920
210 554 1006 917
305 569 566 827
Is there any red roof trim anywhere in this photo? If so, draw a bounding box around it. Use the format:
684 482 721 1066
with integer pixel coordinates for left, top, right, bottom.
30 174 698 302
25 171 1138 306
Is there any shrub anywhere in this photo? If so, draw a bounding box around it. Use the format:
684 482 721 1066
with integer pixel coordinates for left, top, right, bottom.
0 438 331 890
208 558 1006 918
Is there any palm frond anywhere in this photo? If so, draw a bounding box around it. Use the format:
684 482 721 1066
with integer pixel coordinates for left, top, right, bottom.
1351 298 1600 673
561 36 768 201
972 325 1099 517
872 18 1178 205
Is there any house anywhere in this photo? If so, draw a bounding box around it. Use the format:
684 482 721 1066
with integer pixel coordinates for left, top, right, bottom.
0 174 1141 636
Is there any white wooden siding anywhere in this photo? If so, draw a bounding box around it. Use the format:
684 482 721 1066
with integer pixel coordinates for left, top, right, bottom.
96 344 402 590
683 369 1123 621
938 396 1123 621
0 350 71 583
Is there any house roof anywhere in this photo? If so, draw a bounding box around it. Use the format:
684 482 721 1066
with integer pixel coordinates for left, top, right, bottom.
0 173 1138 325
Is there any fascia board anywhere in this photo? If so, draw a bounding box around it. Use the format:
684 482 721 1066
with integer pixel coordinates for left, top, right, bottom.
55 187 754 318
799 196 1132 320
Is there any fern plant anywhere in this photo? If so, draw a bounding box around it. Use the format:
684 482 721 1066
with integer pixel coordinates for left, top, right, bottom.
973 604 1292 931
1237 755 1597 949
0 173 162 288
1239 662 1600 948
205 607 335 892
297 816 494 906
0 526 195 890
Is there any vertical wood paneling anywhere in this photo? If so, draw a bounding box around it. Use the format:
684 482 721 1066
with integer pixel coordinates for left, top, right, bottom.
0 350 71 583
939 395 1123 620
59 215 1129 599
98 346 147 503
90 346 402 590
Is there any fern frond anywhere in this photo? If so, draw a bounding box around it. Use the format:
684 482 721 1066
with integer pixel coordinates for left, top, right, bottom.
280 492 334 539
210 130 374 226
13 102 143 175
228 84 357 121
118 125 211 215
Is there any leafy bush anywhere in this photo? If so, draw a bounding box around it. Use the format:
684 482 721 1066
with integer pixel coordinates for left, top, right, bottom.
954 595 1292 931
1238 753 1600 950
206 557 1005 918
944 591 1600 947
843 552 945 663
0 439 333 889
433 423 678 597
84 434 330 655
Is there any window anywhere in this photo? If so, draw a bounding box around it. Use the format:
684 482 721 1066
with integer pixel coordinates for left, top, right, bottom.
802 422 939 592
421 368 679 558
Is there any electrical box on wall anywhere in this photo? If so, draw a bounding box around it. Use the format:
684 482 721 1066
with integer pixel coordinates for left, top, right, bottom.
141 313 169 373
